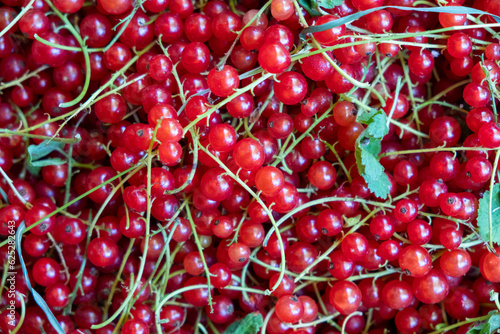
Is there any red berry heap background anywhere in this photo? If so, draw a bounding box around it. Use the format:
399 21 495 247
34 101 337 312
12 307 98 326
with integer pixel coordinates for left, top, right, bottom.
1 0 500 333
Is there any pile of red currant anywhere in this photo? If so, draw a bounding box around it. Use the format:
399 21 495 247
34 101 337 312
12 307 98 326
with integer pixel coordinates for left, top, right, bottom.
1 0 500 333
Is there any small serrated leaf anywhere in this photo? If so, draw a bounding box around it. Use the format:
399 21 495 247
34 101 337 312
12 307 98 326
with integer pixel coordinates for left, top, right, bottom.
360 149 383 181
477 183 500 246
318 0 343 9
357 110 388 139
468 313 500 334
467 322 483 334
486 314 500 333
366 114 388 139
354 110 390 199
223 312 263 334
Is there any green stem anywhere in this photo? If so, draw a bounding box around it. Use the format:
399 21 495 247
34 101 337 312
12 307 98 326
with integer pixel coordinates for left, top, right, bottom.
103 5 140 52
270 104 334 167
46 42 155 140
182 73 273 135
0 166 31 209
380 146 496 157
43 0 91 108
390 119 430 138
293 209 377 283
264 196 395 246
102 238 135 319
0 65 49 91
428 314 490 334
92 123 160 330
0 0 35 38
0 131 80 143
0 162 145 249
197 143 287 293
184 198 214 312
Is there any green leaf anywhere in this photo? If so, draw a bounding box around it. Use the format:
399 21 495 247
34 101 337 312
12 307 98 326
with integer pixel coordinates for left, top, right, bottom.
486 314 500 333
31 157 66 167
358 135 381 156
357 110 389 139
469 312 500 334
27 140 66 168
27 140 65 161
477 183 500 246
297 0 321 16
354 111 391 199
357 110 388 138
223 312 263 334
318 0 343 8
361 149 384 181
26 163 41 176
467 324 482 334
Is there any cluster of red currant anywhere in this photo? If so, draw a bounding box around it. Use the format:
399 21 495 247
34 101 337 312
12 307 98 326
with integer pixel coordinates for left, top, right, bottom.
1 0 500 333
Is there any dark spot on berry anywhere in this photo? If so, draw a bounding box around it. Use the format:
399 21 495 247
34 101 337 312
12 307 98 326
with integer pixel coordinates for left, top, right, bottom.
447 197 455 204
195 211 202 218
214 219 219 226
19 189 26 196
40 223 48 231
329 262 335 270
466 171 471 177
227 304 234 313
238 257 245 262
290 295 299 302
374 234 380 240
404 269 411 275
268 121 274 128
137 129 144 137
137 17 146 26
322 228 328 234
400 207 407 214
65 225 71 233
